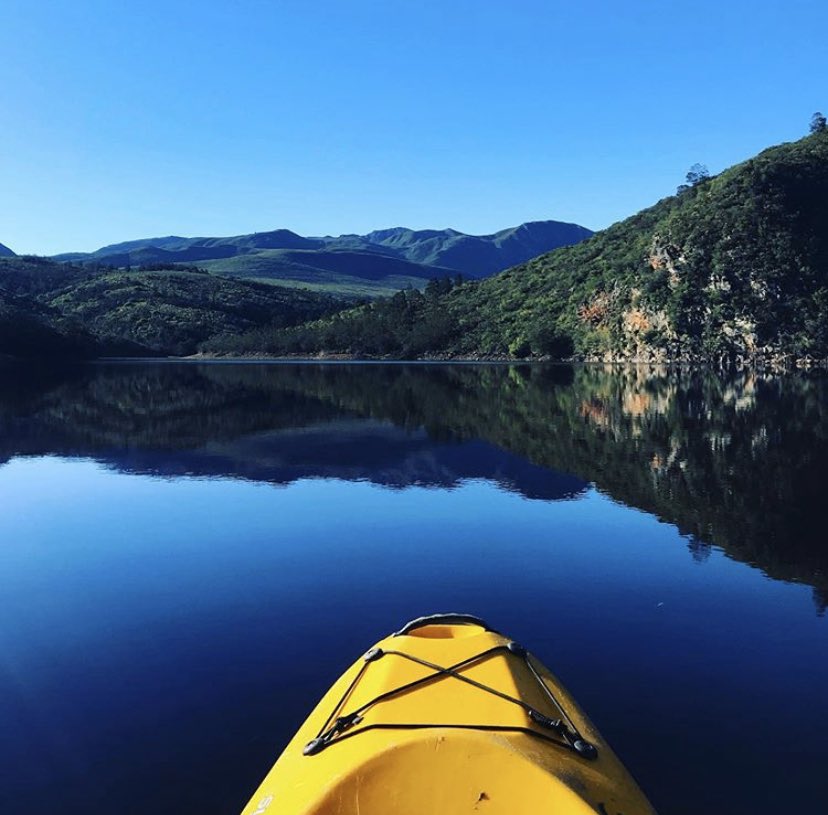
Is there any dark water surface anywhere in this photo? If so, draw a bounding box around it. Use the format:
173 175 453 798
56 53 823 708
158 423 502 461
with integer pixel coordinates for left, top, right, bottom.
1 361 826 814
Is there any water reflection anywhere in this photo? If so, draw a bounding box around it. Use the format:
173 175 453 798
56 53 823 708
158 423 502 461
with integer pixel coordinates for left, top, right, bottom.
1 360 826 610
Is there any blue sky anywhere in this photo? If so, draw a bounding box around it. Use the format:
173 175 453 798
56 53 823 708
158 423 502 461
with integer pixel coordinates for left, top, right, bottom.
1 0 826 255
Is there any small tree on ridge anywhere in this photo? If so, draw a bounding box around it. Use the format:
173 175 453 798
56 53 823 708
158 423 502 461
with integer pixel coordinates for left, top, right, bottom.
677 163 710 194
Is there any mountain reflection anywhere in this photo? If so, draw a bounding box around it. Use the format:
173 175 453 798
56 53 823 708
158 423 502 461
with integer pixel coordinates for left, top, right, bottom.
1 361 826 608
100 421 587 501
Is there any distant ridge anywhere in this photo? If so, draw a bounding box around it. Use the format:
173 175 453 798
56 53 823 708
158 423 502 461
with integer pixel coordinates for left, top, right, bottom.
347 221 594 277
49 220 593 296
0 242 15 257
52 229 319 265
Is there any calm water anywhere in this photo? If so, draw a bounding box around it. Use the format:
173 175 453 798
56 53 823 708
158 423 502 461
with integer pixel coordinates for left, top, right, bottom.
1 361 826 815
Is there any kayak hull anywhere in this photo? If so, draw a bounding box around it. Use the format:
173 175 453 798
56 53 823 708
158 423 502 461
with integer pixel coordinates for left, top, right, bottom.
241 615 656 815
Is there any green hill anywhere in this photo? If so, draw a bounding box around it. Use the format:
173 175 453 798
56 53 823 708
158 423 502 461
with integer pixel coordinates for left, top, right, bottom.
0 257 346 357
216 131 828 361
447 130 828 361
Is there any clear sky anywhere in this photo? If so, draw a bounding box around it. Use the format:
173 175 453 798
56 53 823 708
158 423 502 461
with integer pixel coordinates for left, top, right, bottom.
2 0 826 255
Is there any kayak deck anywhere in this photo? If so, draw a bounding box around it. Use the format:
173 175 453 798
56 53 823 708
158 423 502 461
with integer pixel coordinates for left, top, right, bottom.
241 614 656 814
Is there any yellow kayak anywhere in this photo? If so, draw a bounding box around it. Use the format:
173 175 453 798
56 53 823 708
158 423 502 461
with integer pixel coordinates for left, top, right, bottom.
241 614 656 815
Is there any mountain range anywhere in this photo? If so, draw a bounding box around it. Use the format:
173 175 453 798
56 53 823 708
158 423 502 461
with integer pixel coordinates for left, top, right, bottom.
0 219 593 357
48 220 593 297
2 129 827 362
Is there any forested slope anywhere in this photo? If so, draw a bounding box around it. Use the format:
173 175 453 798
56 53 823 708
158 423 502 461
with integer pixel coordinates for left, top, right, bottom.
0 257 345 357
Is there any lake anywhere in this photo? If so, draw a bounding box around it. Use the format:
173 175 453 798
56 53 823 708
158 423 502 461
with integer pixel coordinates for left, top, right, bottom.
0 361 826 814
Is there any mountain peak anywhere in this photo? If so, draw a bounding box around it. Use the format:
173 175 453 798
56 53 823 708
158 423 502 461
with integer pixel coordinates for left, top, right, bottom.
0 242 16 257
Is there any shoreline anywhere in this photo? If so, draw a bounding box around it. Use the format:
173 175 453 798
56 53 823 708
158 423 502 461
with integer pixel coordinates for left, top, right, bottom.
179 351 828 369
6 352 826 369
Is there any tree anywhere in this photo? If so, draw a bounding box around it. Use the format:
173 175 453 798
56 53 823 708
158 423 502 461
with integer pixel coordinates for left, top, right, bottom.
810 111 827 134
677 163 710 194
685 163 710 185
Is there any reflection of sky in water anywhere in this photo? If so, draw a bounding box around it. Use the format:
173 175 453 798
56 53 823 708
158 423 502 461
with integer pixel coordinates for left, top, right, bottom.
1 456 826 814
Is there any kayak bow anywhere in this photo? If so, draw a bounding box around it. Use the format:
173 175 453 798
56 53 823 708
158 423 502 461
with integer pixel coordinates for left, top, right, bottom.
241 613 656 814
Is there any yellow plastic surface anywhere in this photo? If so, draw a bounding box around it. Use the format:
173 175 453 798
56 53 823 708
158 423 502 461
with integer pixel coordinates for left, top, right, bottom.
240 621 656 814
